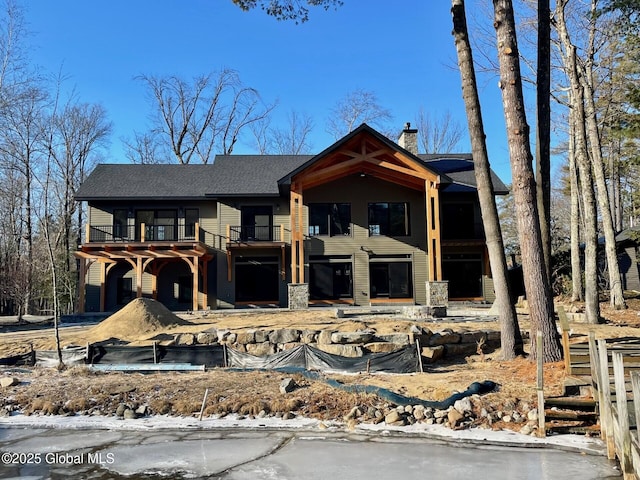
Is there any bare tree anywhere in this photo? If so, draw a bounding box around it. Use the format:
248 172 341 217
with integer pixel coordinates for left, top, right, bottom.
270 110 314 154
493 0 562 361
326 89 393 139
232 0 343 23
122 131 165 164
414 108 465 153
138 70 274 163
452 0 524 359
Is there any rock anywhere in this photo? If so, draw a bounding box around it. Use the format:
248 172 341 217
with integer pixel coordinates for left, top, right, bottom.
175 333 196 345
453 397 472 414
0 377 19 388
519 424 533 435
331 330 375 344
300 330 319 344
254 330 270 343
335 309 345 319
317 330 334 345
447 408 464 427
364 342 401 353
196 332 217 345
279 378 297 394
123 409 137 420
444 343 479 356
282 411 296 420
385 410 401 424
434 409 448 419
421 345 445 362
316 344 363 358
527 409 538 422
460 331 487 344
344 406 361 421
413 405 425 420
269 329 300 344
502 415 512 423
235 331 256 344
375 334 410 345
135 405 148 416
428 329 461 346
115 404 127 417
246 342 275 356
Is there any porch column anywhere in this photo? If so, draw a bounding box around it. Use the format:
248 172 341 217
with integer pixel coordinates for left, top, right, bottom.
425 180 442 281
78 258 86 313
136 256 143 298
99 261 107 312
192 255 199 311
202 257 208 309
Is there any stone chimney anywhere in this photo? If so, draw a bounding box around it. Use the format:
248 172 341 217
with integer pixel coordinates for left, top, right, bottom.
397 122 418 155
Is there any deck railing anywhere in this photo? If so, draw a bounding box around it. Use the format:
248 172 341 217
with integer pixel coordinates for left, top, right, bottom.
85 223 201 243
227 225 284 243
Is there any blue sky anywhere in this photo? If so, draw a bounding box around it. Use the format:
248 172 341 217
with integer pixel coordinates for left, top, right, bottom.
23 0 514 182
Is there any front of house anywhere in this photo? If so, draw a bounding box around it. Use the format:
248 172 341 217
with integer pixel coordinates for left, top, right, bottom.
74 124 508 313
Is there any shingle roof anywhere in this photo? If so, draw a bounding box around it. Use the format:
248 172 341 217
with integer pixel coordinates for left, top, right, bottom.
75 128 508 200
419 154 509 195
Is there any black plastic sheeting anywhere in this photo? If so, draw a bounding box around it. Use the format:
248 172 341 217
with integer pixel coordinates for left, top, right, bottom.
0 351 34 366
88 344 226 368
226 344 420 374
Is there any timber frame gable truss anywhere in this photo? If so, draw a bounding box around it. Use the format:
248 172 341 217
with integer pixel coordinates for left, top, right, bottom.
281 124 449 284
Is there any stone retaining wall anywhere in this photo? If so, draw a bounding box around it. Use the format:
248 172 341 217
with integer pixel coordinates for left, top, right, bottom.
174 326 502 363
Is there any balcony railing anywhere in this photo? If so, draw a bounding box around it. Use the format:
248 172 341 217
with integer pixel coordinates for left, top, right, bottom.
85 223 200 243
227 225 284 243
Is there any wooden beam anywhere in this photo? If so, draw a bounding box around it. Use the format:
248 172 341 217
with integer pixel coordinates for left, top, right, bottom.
290 188 298 283
202 257 208 309
78 258 86 313
193 255 199 311
136 256 143 298
99 261 106 312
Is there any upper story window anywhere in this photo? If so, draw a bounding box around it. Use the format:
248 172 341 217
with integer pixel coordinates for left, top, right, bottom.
368 202 410 236
184 208 199 238
308 203 351 237
441 202 482 239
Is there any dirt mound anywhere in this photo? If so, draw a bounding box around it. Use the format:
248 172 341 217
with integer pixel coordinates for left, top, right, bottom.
84 298 191 343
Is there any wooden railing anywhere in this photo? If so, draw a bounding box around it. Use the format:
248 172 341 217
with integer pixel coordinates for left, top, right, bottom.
589 335 640 479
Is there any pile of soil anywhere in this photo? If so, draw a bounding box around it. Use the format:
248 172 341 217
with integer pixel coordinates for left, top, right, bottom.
85 298 191 343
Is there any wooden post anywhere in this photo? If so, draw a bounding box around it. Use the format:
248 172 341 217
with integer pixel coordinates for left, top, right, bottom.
613 351 634 479
192 256 199 311
99 261 107 312
588 333 607 442
631 371 640 448
199 388 210 421
141 222 146 242
416 338 424 373
599 339 617 460
558 306 572 375
226 224 231 243
136 256 143 298
280 224 284 243
195 222 200 242
85 223 91 243
537 330 546 437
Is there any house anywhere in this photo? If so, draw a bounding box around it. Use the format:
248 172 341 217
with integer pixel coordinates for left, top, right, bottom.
615 228 640 291
74 123 508 313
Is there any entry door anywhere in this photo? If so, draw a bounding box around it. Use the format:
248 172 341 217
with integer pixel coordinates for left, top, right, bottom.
241 206 272 241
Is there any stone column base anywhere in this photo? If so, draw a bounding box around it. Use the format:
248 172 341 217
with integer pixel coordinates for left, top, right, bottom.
426 281 448 316
288 283 309 310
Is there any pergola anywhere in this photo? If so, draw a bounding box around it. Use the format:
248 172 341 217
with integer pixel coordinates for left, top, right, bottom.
75 229 214 313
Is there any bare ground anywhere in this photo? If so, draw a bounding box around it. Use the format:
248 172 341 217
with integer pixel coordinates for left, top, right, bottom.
1 298 639 432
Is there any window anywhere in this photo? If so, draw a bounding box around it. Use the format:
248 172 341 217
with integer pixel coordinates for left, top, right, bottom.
369 261 413 298
308 203 351 237
113 209 128 240
309 259 353 299
184 208 199 238
135 210 177 241
178 275 193 303
441 202 477 239
116 277 133 305
368 202 410 236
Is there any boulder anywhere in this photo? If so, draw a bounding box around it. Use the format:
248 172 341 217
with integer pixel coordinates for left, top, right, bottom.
317 330 334 345
331 330 374 344
269 329 300 344
0 377 19 388
421 345 445 362
279 377 297 394
428 329 461 346
246 342 276 356
300 330 319 344
316 344 363 358
447 408 464 427
175 333 196 346
365 342 401 353
384 410 401 424
196 332 218 345
254 329 271 343
375 333 410 345
235 331 256 345
453 397 473 414
444 343 479 356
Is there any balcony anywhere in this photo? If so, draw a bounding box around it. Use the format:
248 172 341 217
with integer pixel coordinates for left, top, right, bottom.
85 223 201 244
226 225 286 245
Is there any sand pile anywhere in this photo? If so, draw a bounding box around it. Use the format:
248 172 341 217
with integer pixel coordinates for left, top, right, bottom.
84 298 191 343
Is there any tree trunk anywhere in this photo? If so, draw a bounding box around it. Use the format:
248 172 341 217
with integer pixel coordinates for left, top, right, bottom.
580 72 626 309
569 47 601 324
492 0 562 362
452 0 524 359
569 121 584 302
535 0 552 287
